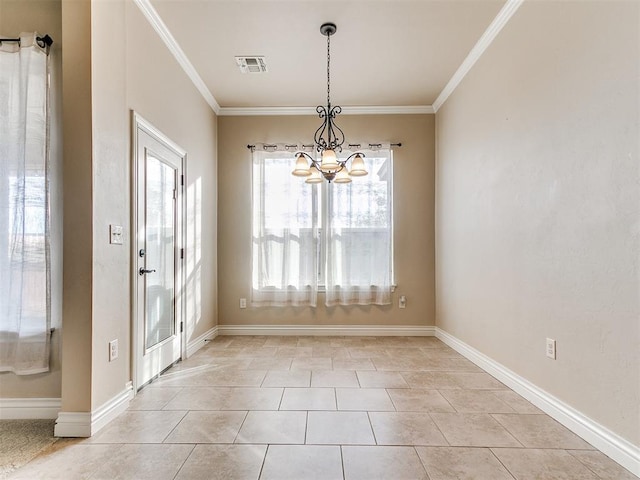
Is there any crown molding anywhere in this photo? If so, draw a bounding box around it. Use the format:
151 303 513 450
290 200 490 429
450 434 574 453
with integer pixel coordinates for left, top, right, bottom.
432 0 524 112
135 0 522 116
218 105 434 116
133 0 221 114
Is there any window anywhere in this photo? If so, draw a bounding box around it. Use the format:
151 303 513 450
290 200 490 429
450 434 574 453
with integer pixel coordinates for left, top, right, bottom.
0 33 51 374
4 175 48 336
252 146 393 307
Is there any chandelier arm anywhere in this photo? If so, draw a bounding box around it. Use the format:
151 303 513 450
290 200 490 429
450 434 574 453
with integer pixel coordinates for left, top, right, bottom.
344 152 365 162
330 107 344 145
314 124 329 151
295 151 315 161
295 151 319 166
314 107 329 151
327 106 345 151
326 119 335 150
326 121 338 152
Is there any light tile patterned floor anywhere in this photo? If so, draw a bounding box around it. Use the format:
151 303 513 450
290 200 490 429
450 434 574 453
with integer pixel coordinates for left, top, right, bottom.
10 336 638 479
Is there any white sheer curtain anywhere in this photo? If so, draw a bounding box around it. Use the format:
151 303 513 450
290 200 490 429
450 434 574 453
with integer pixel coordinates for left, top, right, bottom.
0 33 51 374
325 149 393 306
251 146 319 307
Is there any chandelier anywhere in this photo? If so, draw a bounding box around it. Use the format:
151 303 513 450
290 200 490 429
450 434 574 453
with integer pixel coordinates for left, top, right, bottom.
291 23 368 184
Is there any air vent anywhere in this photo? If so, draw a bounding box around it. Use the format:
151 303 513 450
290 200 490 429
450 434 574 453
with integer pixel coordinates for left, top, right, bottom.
235 56 268 74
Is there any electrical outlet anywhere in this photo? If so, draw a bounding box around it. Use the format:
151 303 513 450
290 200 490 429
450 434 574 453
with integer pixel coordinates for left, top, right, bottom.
399 295 407 309
546 338 556 360
109 339 118 362
239 298 247 309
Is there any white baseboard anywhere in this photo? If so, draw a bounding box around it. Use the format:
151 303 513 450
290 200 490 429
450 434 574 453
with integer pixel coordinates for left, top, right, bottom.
0 397 61 419
186 326 219 357
54 381 133 437
435 327 640 477
217 324 435 337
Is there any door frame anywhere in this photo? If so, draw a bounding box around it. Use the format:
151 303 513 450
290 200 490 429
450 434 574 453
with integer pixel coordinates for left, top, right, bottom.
131 111 187 392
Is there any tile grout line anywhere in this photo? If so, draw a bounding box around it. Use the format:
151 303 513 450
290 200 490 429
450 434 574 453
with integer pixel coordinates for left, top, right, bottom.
232 411 250 444
277 388 286 410
304 411 309 445
427 412 452 446
489 413 527 449
565 450 626 479
488 447 519 480
161 410 190 443
436 388 458 413
170 443 197 480
257 444 269 480
385 388 398 412
366 411 379 446
259 371 267 388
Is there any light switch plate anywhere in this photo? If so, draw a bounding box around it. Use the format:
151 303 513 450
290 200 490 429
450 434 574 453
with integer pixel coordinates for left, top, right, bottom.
110 224 123 245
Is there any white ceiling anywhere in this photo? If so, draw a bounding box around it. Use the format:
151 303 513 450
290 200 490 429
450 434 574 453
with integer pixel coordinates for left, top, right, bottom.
148 0 506 109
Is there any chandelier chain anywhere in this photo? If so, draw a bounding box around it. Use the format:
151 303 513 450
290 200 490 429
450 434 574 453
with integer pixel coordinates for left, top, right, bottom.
327 33 331 107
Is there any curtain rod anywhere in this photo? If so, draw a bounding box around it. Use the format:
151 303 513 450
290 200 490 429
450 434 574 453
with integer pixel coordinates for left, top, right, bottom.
0 34 53 49
247 143 402 151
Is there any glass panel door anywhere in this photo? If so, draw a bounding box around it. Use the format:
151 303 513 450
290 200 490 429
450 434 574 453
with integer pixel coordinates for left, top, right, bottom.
144 155 176 350
134 116 184 390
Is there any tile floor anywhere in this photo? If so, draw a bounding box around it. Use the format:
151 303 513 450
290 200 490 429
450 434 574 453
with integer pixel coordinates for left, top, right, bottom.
10 335 637 479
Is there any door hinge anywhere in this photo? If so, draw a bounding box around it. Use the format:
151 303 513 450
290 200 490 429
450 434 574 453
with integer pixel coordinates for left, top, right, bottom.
180 248 184 259
180 321 183 333
180 175 184 187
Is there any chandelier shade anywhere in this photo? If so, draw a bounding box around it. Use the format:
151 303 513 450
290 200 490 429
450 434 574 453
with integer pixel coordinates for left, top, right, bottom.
320 149 340 172
292 153 311 176
348 154 368 176
292 23 368 183
333 167 352 184
305 164 323 184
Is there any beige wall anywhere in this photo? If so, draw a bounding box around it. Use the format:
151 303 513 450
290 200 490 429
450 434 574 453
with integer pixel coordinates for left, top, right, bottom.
60 0 94 412
0 0 64 399
1 0 217 413
125 1 218 347
218 114 434 327
436 0 639 445
90 0 129 409
83 0 218 409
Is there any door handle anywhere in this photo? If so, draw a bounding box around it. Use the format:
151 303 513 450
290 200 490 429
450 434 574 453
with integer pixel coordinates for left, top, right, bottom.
139 268 156 276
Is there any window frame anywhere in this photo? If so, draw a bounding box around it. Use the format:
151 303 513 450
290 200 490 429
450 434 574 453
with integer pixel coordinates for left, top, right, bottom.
251 147 395 294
